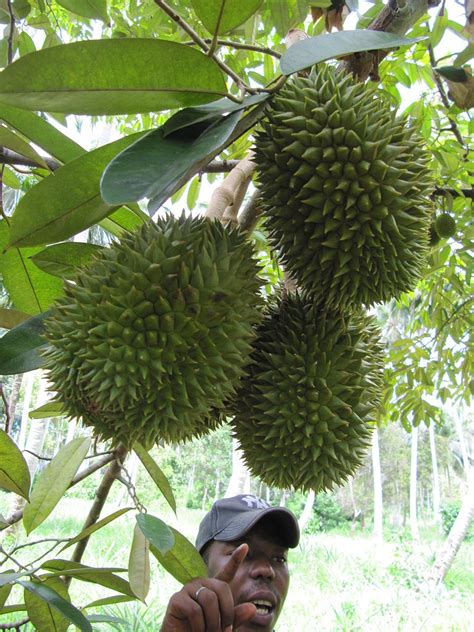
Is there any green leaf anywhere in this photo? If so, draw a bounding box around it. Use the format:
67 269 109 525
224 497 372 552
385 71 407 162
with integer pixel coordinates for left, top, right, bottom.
86 614 128 625
150 526 208 585
0 583 12 609
435 66 468 82
0 307 30 329
29 401 64 419
20 580 92 632
60 507 133 551
0 429 30 499
23 437 90 534
0 40 227 115
83 595 134 610
24 576 70 632
128 523 150 602
41 560 136 598
134 443 176 514
0 123 48 168
102 111 240 211
0 311 49 375
0 221 65 313
0 102 84 163
2 166 21 189
280 31 426 75
57 0 108 22
136 514 174 555
7 133 144 248
30 242 104 278
0 603 27 614
191 0 262 35
455 43 474 66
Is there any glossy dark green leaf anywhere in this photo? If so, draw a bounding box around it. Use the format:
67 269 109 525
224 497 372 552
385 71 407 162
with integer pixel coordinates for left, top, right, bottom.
8 133 143 248
57 0 108 22
102 94 268 213
20 580 92 632
0 102 83 163
0 429 30 499
24 576 70 632
134 443 176 514
42 560 135 598
30 242 104 278
0 307 30 329
23 437 90 534
0 311 49 375
280 31 426 75
150 526 208 585
101 111 240 211
0 221 64 314
0 40 227 115
60 507 133 551
191 0 263 35
136 514 174 555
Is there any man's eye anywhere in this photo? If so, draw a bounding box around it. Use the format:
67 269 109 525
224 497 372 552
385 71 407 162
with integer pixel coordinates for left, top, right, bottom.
274 556 287 564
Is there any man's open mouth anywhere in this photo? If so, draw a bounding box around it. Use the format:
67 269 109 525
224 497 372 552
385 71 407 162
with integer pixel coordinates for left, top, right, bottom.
251 599 274 616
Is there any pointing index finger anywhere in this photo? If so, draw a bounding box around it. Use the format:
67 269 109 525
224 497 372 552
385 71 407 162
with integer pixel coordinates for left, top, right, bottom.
214 543 248 584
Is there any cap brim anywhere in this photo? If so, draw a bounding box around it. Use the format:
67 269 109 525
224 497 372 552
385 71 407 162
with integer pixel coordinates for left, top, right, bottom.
213 507 300 548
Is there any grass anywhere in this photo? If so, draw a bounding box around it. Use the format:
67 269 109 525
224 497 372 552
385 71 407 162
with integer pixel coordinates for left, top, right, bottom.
1 498 473 630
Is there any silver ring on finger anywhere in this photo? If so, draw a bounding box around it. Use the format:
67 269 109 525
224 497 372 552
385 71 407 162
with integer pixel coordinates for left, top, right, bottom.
194 586 208 602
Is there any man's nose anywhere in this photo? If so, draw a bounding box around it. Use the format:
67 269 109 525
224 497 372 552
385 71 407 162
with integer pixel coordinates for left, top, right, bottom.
249 558 276 580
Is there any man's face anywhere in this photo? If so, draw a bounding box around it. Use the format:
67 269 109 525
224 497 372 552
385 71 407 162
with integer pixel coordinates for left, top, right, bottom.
206 523 290 631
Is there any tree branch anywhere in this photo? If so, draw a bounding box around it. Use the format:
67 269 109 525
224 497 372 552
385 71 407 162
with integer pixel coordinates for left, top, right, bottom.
0 618 30 630
0 383 11 433
343 0 442 80
206 154 255 223
238 189 262 233
202 159 240 173
2 453 116 529
6 0 15 66
197 39 281 59
432 187 474 199
67 445 128 578
0 148 60 171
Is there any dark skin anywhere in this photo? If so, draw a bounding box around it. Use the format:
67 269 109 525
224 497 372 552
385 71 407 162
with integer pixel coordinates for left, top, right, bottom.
160 522 290 632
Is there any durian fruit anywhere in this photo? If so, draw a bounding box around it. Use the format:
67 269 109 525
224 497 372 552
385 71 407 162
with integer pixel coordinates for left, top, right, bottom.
254 64 434 309
43 215 263 448
434 212 456 238
230 292 384 491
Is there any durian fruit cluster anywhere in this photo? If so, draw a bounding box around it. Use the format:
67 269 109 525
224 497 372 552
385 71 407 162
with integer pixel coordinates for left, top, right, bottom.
43 215 263 448
228 64 433 491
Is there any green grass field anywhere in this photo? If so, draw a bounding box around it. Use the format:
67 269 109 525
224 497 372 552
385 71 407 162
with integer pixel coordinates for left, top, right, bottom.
2 498 473 631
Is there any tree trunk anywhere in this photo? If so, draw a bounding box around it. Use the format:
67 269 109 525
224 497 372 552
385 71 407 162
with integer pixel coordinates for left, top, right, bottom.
298 490 315 533
7 373 24 427
427 482 474 587
455 411 473 484
225 438 251 496
429 422 441 525
410 425 420 541
372 427 383 541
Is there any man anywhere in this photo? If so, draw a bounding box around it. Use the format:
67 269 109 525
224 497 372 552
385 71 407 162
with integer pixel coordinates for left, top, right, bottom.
161 494 300 632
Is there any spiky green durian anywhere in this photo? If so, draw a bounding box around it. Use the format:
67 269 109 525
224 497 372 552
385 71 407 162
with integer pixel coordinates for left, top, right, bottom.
434 212 456 238
254 64 434 309
43 215 263 448
230 292 384 491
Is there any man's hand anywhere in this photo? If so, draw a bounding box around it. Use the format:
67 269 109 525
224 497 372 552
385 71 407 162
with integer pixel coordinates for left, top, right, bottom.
160 543 256 631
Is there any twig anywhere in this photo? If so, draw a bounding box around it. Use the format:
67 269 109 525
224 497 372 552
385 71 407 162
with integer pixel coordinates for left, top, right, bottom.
200 39 281 59
0 618 30 630
118 464 146 513
238 190 263 232
23 448 114 462
0 383 11 433
432 187 474 199
6 0 15 65
7 537 69 556
432 298 473 343
66 445 128 582
202 159 240 173
2 453 116 528
153 0 256 95
0 148 60 171
0 545 32 573
427 42 466 151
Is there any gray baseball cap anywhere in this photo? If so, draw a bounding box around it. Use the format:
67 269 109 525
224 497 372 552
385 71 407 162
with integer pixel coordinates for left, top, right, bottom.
196 494 300 553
